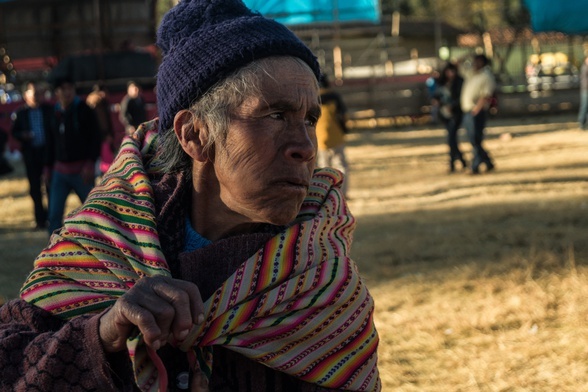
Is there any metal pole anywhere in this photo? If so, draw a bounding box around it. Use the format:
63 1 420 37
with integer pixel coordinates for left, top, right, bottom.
333 0 343 82
434 4 441 58
94 0 105 81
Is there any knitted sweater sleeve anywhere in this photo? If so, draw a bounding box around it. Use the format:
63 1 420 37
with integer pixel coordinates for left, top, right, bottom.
0 299 135 392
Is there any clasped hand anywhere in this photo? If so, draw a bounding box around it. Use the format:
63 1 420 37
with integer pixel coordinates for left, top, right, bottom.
99 275 205 353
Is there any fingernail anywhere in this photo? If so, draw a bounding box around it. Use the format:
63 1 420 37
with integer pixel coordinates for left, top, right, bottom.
197 313 205 324
152 340 160 351
178 329 189 340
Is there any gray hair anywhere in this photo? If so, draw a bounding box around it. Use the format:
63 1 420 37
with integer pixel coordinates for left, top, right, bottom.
157 56 317 174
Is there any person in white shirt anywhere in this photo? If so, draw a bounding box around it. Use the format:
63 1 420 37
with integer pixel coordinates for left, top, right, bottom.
460 54 496 174
577 57 588 130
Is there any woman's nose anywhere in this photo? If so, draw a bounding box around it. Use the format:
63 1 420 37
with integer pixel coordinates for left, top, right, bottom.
284 122 316 163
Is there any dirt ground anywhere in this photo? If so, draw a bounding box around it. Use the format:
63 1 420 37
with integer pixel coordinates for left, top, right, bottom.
1 113 587 390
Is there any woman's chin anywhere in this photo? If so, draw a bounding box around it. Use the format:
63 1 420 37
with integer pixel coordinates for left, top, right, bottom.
263 202 305 226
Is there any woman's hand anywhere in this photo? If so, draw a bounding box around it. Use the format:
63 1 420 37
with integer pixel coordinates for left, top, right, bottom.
98 276 205 353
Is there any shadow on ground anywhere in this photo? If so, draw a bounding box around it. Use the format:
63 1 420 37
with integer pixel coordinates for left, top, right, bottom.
347 115 578 149
351 197 587 287
0 229 48 301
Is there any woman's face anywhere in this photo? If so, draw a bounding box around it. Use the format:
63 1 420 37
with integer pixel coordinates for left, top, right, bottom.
211 58 320 227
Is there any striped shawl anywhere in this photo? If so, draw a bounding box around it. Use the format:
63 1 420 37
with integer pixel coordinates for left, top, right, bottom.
20 120 380 391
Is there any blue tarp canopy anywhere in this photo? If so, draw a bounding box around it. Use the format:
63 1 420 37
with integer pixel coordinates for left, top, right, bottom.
524 0 588 34
243 0 379 25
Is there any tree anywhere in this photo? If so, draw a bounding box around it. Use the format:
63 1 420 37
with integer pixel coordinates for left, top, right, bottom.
156 0 178 27
380 0 528 33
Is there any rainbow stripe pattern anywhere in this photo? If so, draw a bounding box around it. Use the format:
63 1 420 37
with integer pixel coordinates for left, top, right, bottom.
21 120 380 391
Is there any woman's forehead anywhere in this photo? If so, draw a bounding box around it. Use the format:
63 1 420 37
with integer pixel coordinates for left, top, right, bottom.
244 80 319 114
226 57 319 114
260 59 317 92
259 57 317 83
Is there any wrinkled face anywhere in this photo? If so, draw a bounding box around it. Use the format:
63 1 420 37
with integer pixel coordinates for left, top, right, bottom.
213 58 320 226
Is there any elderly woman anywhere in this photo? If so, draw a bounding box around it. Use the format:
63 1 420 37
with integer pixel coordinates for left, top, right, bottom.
0 1 380 391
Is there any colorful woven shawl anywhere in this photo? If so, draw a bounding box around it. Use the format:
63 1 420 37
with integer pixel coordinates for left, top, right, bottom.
20 120 380 391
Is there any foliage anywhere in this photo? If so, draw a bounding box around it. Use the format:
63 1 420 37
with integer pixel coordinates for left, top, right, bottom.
156 0 177 28
381 0 530 32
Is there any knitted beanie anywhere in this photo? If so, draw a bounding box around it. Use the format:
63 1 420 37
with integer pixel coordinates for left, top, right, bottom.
156 0 321 132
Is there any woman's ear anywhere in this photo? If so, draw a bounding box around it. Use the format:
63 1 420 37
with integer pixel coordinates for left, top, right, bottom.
173 110 210 162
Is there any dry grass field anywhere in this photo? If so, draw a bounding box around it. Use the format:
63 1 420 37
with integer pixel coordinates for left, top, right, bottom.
1 114 587 391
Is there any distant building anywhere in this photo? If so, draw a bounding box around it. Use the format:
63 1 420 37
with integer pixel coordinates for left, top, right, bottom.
0 0 159 90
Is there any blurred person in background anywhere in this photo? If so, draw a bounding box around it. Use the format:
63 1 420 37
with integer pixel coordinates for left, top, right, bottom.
86 83 113 141
0 0 379 390
0 126 13 177
432 62 467 173
45 78 101 234
460 54 496 174
119 80 147 136
578 57 588 130
316 74 350 196
86 83 116 174
11 82 52 229
426 70 440 123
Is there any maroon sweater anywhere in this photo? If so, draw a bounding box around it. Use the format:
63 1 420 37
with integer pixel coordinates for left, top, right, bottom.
0 172 335 392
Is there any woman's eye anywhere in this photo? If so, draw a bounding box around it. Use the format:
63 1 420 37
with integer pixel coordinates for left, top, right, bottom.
306 116 318 127
269 112 284 120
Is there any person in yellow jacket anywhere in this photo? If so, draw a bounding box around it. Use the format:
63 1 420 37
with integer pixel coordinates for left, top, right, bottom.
316 74 349 196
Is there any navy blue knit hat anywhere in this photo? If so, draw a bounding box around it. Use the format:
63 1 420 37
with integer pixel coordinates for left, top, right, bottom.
156 0 321 132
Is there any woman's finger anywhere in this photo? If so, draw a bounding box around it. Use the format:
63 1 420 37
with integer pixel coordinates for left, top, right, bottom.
99 276 206 352
109 297 162 349
133 292 176 346
150 277 205 341
172 279 206 325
